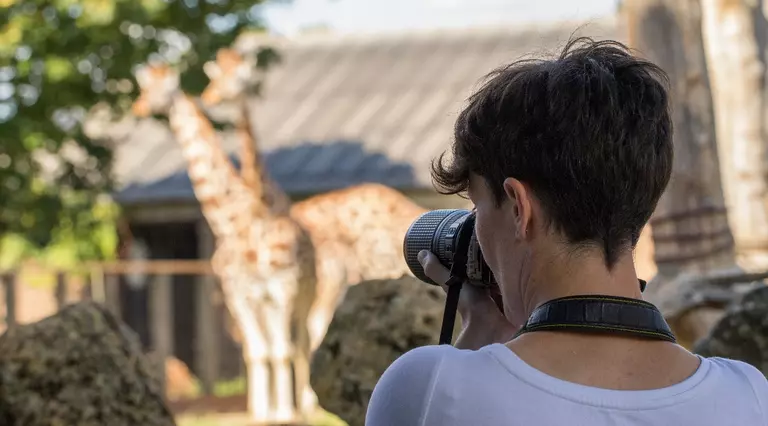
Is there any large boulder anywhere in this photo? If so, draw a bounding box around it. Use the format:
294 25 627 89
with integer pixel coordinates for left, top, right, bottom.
310 275 460 426
643 269 758 349
694 284 768 374
0 301 175 426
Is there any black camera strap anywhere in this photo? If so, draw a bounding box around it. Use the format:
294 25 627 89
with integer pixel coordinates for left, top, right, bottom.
438 214 476 345
438 213 675 345
514 295 676 342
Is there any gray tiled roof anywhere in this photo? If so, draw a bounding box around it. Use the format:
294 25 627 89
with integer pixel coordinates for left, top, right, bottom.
113 19 620 206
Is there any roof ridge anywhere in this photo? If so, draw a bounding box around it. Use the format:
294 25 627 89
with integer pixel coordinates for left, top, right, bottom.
236 15 618 49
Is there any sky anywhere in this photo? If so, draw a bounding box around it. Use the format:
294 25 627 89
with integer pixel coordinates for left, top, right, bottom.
258 0 619 36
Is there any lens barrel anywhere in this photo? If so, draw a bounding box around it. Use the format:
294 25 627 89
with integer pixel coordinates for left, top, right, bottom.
403 209 472 285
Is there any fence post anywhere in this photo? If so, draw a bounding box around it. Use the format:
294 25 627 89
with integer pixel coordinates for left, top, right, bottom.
55 272 67 309
195 276 219 395
195 220 219 395
150 273 174 398
104 273 122 319
90 267 105 304
2 273 15 328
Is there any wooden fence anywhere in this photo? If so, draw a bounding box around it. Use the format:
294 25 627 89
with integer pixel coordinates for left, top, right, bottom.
0 260 224 399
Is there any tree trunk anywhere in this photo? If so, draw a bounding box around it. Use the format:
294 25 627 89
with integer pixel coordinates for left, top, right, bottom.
624 0 737 277
701 0 768 272
623 0 741 348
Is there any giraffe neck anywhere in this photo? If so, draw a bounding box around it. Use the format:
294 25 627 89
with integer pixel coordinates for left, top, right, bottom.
237 98 266 198
167 92 270 240
237 97 292 215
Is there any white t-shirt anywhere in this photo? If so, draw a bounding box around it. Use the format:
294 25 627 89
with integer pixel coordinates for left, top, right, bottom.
365 343 768 426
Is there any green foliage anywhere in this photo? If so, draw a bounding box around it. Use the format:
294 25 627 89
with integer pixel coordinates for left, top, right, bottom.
0 0 270 266
212 375 247 397
0 233 35 270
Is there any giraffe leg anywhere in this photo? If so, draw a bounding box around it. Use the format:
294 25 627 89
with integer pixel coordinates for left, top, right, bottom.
262 300 297 423
229 292 271 423
308 262 347 353
245 348 271 425
307 309 327 354
295 321 318 419
291 294 317 420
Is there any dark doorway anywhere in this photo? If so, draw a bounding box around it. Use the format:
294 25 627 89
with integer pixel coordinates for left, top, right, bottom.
119 221 199 373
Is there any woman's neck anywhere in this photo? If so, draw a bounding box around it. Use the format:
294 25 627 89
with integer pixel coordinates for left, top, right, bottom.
522 248 643 317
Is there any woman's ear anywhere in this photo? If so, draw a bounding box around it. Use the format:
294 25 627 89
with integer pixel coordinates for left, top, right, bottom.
503 177 532 239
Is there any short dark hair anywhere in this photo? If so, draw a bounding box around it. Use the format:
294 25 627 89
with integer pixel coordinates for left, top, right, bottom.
432 36 673 268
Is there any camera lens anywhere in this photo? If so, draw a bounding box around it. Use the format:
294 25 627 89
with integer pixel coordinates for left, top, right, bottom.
402 209 472 285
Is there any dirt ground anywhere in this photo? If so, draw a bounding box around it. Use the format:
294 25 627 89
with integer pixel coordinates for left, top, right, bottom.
168 394 248 415
171 399 346 426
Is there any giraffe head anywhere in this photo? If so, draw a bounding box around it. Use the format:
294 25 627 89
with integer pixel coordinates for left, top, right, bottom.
200 48 257 106
132 64 181 117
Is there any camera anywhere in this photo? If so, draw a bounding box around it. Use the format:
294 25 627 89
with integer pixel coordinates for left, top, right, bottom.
403 209 496 287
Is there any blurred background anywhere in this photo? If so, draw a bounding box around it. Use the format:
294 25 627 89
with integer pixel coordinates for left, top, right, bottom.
2 0 767 425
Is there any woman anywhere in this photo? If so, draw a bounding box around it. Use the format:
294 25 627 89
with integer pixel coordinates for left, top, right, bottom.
365 37 768 426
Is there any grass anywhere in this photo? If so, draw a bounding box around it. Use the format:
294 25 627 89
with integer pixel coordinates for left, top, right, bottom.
212 376 247 397
176 408 347 426
183 375 249 399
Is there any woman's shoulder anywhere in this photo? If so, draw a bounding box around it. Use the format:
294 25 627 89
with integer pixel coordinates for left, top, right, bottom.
365 345 500 426
705 357 766 385
373 344 475 389
705 357 768 395
384 344 497 377
396 344 465 362
702 357 768 421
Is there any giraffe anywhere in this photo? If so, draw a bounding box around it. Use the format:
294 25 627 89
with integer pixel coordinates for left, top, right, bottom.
201 48 292 216
289 184 428 350
131 64 317 424
199 47 429 354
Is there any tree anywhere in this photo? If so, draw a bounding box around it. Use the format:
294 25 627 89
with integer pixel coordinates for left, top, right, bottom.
0 0 269 266
701 0 768 272
624 0 736 275
622 0 741 348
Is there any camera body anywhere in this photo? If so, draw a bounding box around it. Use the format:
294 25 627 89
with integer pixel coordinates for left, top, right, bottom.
403 209 496 288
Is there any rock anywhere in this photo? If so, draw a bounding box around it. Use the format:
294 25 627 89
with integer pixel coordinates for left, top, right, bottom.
310 275 460 426
694 284 768 374
165 357 199 401
0 301 175 426
642 269 759 349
